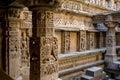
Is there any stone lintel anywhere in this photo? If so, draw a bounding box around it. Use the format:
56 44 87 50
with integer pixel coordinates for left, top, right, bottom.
93 10 120 24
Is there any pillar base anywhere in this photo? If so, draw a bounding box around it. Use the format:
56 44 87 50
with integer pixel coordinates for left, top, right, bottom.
105 54 117 63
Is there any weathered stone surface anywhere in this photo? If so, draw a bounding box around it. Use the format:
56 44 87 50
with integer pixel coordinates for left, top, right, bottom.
0 0 120 80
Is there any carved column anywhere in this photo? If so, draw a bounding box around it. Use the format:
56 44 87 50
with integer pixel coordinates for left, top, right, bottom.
104 22 118 63
29 9 58 80
6 7 22 79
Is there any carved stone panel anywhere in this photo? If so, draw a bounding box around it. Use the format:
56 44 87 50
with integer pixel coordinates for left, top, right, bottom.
40 37 58 64
79 30 86 51
21 30 30 68
61 31 70 53
8 27 21 79
89 32 95 50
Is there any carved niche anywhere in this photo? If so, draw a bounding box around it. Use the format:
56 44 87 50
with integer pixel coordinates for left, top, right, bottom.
89 32 95 49
32 10 54 37
79 30 86 51
61 31 70 53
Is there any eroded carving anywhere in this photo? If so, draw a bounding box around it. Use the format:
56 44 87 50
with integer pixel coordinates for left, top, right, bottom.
21 30 30 67
40 37 58 64
41 63 58 76
8 8 21 18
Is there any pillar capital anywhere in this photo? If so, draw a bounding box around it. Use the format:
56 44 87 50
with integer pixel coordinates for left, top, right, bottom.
104 22 118 28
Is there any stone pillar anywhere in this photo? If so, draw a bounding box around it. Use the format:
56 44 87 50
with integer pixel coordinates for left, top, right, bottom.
29 9 58 80
6 7 22 79
104 22 118 63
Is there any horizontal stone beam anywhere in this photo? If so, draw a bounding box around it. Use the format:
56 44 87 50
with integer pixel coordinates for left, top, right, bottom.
93 10 120 24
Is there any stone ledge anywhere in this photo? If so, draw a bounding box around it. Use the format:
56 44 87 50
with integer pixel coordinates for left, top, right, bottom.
59 60 104 77
59 46 120 59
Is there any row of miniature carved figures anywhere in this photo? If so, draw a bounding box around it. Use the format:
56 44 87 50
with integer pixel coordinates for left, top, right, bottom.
85 0 120 10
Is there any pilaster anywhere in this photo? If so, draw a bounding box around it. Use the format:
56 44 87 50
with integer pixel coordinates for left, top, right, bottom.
29 8 58 80
5 7 22 79
104 22 118 63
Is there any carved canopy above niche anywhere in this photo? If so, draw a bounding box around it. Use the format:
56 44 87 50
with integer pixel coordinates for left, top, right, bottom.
93 10 120 24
